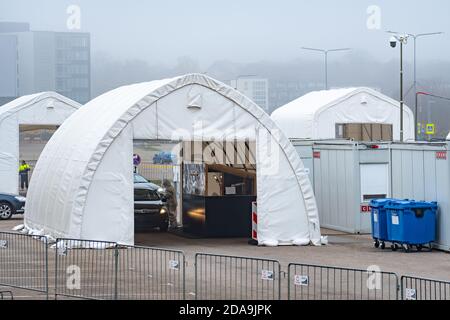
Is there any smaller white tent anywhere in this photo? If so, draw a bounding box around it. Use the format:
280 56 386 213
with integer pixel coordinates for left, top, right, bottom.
271 87 415 141
0 92 81 194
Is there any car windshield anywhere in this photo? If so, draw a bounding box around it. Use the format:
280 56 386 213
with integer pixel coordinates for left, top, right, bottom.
134 174 148 183
134 188 160 201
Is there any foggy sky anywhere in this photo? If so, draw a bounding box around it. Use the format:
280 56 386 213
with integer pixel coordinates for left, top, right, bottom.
1 0 450 67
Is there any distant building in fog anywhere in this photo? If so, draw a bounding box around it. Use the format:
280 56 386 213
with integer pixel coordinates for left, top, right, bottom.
229 77 269 113
0 22 91 105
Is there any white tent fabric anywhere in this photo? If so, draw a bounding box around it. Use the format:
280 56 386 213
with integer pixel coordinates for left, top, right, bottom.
271 87 415 141
0 92 81 194
24 74 322 246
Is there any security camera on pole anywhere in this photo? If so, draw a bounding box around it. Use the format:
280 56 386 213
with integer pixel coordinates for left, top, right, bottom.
387 30 444 141
388 34 409 142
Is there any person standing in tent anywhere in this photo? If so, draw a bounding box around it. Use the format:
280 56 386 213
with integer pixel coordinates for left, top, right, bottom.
19 160 31 191
162 179 178 230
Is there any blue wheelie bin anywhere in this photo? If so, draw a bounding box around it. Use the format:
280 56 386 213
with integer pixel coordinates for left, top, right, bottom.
385 200 437 252
370 198 394 249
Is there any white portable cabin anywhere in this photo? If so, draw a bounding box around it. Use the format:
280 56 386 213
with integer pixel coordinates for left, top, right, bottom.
0 92 81 194
292 139 450 251
271 87 415 141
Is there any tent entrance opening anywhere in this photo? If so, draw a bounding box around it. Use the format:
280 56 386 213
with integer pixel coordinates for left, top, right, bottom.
133 140 181 234
132 139 257 238
19 125 59 195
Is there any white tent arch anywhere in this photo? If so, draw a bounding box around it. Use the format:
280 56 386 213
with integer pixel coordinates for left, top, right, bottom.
25 74 321 246
0 92 81 194
271 87 415 141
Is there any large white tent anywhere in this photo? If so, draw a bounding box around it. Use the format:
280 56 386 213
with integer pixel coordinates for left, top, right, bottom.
271 87 415 141
0 92 81 194
24 74 322 246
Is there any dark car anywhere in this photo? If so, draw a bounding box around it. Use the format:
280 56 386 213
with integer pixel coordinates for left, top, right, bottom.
134 174 168 232
0 193 26 220
134 173 165 193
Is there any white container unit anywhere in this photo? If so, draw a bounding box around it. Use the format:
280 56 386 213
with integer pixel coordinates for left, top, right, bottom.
390 143 450 251
292 140 450 251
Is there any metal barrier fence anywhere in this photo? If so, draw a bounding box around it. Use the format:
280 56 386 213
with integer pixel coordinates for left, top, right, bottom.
195 253 281 300
136 163 175 184
55 238 117 300
288 263 398 300
401 275 450 300
4 232 450 301
54 239 185 300
116 245 185 300
0 290 13 300
0 232 48 298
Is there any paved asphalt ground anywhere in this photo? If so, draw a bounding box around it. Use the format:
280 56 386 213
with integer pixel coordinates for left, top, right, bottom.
1 215 449 300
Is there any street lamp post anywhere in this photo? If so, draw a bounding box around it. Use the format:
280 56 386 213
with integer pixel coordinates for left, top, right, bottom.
301 47 351 90
400 39 404 142
416 91 424 140
387 31 444 140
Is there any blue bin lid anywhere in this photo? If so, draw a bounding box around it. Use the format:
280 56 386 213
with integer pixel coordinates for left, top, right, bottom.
369 198 395 208
385 200 437 210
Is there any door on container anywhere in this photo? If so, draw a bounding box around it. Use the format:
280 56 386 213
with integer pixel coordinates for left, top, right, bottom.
359 163 389 233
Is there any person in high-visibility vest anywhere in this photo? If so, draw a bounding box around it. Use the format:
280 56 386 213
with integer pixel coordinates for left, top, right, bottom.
19 160 31 191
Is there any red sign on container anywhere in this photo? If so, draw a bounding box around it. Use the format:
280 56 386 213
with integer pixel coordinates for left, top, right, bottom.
436 152 447 160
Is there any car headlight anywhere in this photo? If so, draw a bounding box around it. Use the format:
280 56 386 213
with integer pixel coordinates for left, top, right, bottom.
14 196 26 202
159 208 167 215
157 187 165 194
